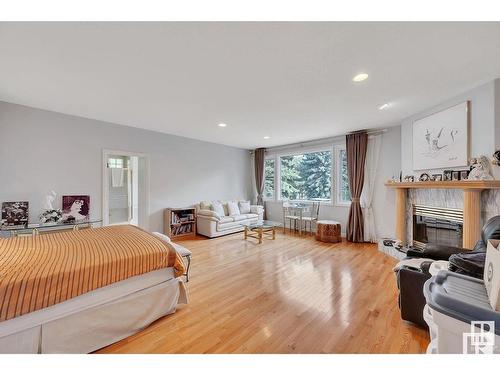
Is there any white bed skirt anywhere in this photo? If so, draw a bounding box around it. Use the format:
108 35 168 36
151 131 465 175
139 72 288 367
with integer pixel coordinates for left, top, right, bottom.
0 275 187 354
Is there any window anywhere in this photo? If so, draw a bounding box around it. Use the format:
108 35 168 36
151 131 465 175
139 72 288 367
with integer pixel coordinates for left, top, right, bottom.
108 157 124 168
279 150 332 201
264 158 275 199
337 147 351 204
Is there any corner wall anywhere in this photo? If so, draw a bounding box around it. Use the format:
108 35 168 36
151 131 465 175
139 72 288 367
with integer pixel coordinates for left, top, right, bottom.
0 101 252 232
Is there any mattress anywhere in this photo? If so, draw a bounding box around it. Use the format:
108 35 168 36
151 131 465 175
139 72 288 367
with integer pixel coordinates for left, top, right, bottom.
0 267 176 339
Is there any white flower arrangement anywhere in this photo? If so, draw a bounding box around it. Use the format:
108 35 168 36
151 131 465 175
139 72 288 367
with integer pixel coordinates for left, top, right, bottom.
39 209 63 223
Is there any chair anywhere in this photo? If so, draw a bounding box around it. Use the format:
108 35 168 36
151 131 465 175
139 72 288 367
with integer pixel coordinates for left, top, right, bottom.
395 215 500 327
283 204 300 233
301 202 320 234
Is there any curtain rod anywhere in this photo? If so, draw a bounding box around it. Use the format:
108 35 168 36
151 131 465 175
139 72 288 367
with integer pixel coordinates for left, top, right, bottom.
256 128 387 154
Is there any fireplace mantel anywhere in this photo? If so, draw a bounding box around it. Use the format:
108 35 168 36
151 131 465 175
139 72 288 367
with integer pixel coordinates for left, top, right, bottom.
385 181 500 189
385 180 500 249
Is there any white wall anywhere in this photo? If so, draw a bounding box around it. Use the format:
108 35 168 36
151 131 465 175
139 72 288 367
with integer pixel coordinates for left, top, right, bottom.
401 81 498 176
264 125 402 239
0 101 252 233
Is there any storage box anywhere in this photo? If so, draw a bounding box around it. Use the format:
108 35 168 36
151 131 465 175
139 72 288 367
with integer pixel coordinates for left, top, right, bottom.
485 239 500 311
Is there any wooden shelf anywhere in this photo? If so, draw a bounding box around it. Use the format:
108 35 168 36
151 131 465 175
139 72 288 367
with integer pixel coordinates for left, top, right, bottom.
385 180 500 190
170 221 195 226
164 207 196 238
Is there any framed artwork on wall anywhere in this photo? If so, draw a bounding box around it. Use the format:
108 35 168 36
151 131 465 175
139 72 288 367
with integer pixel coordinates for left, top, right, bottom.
412 101 470 171
62 195 90 222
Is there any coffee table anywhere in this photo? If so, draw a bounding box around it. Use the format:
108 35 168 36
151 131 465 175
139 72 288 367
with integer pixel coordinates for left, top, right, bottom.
242 220 281 244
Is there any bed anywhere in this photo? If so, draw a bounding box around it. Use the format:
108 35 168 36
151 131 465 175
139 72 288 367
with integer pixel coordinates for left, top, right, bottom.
0 225 188 354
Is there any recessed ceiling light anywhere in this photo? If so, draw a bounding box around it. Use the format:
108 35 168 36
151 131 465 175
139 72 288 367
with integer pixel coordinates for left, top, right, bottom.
378 103 391 110
352 73 369 82
263 136 270 139
218 123 227 127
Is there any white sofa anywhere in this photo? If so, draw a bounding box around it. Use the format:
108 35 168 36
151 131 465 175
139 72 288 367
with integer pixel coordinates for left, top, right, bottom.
195 200 264 238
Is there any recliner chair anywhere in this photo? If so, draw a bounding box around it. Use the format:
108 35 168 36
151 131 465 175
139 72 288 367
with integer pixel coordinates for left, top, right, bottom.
396 215 500 328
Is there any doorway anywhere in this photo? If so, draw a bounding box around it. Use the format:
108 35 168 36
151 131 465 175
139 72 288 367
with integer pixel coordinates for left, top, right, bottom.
102 150 149 229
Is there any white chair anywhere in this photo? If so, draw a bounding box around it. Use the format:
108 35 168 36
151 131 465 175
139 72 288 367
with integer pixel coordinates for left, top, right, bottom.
301 202 320 235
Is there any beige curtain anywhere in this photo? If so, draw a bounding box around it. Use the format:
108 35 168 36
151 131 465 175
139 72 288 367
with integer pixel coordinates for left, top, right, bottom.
346 132 368 242
254 148 266 206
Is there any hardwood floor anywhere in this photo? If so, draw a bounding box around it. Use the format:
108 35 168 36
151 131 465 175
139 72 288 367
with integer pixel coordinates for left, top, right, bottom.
96 230 429 354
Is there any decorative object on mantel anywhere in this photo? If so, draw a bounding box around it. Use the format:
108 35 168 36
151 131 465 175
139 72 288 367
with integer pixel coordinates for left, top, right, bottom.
418 173 430 182
412 101 469 170
443 170 453 181
432 174 443 181
451 171 460 181
492 150 500 165
459 170 470 180
403 175 415 182
468 155 494 180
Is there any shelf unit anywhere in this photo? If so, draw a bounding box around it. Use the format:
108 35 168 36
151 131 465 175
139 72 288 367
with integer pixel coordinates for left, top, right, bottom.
164 207 196 238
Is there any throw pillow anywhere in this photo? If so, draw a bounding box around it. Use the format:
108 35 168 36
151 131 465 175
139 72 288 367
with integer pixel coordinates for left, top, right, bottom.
239 200 251 214
200 201 211 210
227 201 241 216
211 201 225 217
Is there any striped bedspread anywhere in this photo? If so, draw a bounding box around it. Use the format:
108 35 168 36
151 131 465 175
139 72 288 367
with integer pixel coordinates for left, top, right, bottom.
0 225 185 322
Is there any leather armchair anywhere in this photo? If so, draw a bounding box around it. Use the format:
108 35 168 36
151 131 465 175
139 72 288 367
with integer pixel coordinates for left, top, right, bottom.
396 215 500 328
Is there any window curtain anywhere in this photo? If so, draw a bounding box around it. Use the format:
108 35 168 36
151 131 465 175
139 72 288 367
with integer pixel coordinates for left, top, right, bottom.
254 148 266 206
360 134 381 243
346 132 368 242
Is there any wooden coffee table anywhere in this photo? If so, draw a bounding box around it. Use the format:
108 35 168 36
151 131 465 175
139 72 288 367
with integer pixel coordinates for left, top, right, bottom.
243 220 281 244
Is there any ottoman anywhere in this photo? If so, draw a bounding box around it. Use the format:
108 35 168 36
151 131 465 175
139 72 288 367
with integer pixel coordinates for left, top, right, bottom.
316 220 341 243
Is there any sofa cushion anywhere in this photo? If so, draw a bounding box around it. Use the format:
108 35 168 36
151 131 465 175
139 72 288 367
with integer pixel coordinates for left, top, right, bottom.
245 213 259 219
238 200 251 214
227 201 240 216
218 221 241 230
231 214 248 222
219 216 234 224
211 202 225 217
200 201 212 210
197 209 221 220
221 201 230 216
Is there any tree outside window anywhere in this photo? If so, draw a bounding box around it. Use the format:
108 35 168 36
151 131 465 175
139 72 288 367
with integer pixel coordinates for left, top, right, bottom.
338 148 351 204
280 151 332 201
264 159 275 199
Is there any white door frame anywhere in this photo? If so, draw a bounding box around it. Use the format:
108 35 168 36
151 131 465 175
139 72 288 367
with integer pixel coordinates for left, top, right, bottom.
102 149 150 229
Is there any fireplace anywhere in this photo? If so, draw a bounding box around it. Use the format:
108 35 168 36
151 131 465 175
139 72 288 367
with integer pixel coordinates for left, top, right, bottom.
412 204 463 249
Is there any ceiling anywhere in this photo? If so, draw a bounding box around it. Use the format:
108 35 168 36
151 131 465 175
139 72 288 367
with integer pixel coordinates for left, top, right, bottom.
1 22 500 149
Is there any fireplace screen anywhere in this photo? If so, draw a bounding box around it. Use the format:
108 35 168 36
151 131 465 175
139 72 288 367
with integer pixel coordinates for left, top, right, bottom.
412 205 463 249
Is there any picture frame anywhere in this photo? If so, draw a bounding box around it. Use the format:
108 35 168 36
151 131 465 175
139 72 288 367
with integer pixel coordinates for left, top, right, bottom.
451 171 460 181
412 101 470 170
419 173 431 182
1 201 29 226
432 174 443 181
62 195 90 222
459 169 470 180
443 170 453 181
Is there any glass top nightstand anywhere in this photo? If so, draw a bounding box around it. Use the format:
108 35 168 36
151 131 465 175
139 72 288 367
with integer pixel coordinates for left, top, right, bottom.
0 219 102 237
